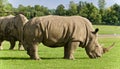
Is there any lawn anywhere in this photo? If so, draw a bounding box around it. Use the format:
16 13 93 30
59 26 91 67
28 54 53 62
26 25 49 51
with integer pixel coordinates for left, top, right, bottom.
0 38 120 69
0 25 120 69
94 25 120 34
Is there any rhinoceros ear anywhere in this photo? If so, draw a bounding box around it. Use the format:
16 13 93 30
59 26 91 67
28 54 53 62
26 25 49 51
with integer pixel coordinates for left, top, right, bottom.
92 28 99 34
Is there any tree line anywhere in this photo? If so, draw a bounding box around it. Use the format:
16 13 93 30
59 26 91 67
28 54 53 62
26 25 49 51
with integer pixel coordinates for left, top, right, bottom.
0 0 120 25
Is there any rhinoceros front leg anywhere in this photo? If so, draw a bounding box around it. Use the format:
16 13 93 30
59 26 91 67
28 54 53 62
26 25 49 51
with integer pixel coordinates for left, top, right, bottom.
9 40 16 50
18 42 24 50
27 43 40 60
64 42 79 60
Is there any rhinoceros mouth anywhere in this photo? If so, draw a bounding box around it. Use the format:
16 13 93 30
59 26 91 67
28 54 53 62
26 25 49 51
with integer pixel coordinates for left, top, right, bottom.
88 52 102 59
88 43 115 59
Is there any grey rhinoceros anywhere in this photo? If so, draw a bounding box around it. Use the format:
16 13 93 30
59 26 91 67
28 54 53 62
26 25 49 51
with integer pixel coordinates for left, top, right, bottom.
23 15 114 60
0 14 28 50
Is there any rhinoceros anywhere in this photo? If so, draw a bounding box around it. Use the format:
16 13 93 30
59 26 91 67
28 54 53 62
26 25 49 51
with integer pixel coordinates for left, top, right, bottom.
0 14 28 50
23 15 114 60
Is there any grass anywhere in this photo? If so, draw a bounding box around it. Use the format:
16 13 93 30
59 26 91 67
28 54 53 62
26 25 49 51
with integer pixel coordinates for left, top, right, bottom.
0 38 120 69
94 25 120 34
0 25 120 69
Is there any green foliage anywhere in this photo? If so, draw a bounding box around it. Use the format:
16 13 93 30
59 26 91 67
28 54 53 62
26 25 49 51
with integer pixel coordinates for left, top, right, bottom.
98 3 120 25
67 1 78 15
16 5 50 19
111 4 120 25
98 0 106 10
0 0 13 16
54 1 120 25
102 5 120 25
78 2 102 24
0 0 120 25
55 4 66 16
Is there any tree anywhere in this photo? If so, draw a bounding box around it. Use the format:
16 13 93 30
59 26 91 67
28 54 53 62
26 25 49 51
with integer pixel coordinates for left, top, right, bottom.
103 8 118 25
34 5 49 16
102 4 120 25
77 1 87 13
98 0 106 25
16 4 50 19
25 5 35 19
98 0 106 10
78 2 102 24
18 4 26 12
34 5 43 16
55 4 66 16
0 0 13 16
111 4 120 25
40 6 50 15
34 5 41 11
67 1 77 15
49 9 55 15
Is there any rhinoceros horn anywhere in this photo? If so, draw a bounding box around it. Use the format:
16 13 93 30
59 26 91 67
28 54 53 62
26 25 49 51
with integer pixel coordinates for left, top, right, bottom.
103 42 115 53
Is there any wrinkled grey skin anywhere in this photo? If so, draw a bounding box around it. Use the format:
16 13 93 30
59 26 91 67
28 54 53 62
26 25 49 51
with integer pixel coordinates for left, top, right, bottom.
85 29 104 58
0 14 28 50
23 15 114 60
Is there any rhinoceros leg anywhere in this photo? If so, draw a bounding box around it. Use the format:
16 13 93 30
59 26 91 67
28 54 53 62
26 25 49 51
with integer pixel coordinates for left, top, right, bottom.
64 42 79 60
27 43 40 60
18 42 24 50
0 40 3 50
9 40 16 50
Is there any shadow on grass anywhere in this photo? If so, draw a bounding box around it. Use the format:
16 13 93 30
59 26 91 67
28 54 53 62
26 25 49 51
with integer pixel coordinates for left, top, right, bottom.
0 56 64 60
1 49 25 51
41 57 89 60
41 57 63 60
0 57 30 60
0 56 89 60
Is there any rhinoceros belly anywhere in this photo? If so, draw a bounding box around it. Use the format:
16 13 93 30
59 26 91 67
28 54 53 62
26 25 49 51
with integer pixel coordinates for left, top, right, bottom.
42 38 66 48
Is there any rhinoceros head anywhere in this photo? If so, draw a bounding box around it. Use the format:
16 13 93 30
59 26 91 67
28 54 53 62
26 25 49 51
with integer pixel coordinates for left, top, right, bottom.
85 28 114 58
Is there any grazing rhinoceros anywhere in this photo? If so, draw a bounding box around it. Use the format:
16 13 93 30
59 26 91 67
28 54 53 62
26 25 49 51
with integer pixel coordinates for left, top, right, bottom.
23 15 114 60
0 14 28 50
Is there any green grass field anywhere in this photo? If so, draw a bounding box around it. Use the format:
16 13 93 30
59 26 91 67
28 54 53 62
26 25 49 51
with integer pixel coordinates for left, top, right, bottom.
94 25 120 34
0 25 120 69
